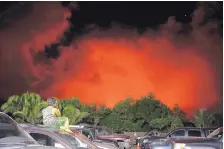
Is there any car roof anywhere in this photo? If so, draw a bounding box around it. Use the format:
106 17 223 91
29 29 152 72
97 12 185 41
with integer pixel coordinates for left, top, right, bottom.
71 124 109 129
170 127 218 130
20 123 82 134
145 127 219 134
70 127 92 130
174 138 220 143
20 123 65 133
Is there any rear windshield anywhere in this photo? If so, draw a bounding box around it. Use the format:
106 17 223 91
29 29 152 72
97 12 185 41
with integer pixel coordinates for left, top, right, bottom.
95 127 112 135
56 131 97 149
0 113 35 143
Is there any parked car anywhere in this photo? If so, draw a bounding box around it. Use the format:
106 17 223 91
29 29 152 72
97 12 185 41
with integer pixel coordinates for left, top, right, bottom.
135 130 161 143
141 127 223 149
92 139 119 149
70 125 119 146
137 127 217 145
20 123 99 149
141 138 172 149
141 138 222 149
70 124 131 149
0 112 60 149
172 137 223 149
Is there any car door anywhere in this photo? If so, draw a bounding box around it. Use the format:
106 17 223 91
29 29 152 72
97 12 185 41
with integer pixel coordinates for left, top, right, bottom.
169 129 186 139
27 130 72 149
187 129 203 138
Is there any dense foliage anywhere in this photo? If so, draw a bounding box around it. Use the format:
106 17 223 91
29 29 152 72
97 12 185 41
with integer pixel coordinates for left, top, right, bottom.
0 92 222 133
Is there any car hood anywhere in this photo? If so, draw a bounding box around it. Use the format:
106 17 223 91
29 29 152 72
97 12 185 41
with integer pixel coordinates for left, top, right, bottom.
139 136 165 140
97 134 130 139
175 138 220 143
25 146 61 149
0 144 61 149
93 141 119 149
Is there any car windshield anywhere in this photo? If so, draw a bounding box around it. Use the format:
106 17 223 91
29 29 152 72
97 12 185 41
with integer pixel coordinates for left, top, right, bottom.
0 113 36 145
151 138 170 146
145 132 152 136
95 127 112 135
160 138 172 145
145 131 160 137
56 131 98 149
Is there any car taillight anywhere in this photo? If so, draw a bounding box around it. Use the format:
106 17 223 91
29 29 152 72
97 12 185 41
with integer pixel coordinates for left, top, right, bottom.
136 143 140 149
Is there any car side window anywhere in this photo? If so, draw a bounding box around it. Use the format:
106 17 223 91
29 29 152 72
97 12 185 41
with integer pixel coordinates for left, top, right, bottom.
96 128 109 135
188 130 202 137
82 129 89 136
171 130 185 137
82 129 92 140
29 132 65 148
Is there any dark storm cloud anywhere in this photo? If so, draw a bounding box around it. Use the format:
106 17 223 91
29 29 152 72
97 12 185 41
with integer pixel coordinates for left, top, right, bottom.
0 1 222 115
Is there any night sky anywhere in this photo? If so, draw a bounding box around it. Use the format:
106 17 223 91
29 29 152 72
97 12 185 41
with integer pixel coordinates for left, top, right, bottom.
0 1 223 115
0 2 222 53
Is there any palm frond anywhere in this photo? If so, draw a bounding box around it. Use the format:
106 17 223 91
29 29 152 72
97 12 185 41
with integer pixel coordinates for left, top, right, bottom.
13 111 25 122
75 112 90 124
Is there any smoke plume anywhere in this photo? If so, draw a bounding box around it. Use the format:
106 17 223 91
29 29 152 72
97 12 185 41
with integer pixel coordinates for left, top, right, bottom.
0 2 222 115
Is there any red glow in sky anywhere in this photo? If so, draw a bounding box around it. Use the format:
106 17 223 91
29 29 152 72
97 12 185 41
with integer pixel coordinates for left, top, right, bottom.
41 37 218 115
0 2 222 115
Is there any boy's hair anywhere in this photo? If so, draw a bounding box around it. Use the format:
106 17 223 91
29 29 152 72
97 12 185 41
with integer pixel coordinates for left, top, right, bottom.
47 97 57 106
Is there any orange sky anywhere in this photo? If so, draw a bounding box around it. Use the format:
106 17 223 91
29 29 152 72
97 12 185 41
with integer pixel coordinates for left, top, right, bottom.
0 2 222 116
39 37 218 116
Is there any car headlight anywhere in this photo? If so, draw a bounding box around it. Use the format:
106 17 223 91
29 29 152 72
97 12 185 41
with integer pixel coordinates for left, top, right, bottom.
174 143 186 149
143 139 148 143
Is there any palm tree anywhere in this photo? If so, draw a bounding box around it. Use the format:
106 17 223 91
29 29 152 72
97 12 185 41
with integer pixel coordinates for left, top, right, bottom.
172 104 186 121
192 109 215 127
60 98 81 110
13 92 48 124
1 95 24 114
61 104 90 125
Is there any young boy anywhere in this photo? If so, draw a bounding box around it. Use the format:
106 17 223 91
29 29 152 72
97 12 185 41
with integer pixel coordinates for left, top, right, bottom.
42 97 72 133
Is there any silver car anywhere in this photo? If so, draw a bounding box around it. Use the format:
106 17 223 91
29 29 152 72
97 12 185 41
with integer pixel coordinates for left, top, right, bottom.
0 112 60 149
21 123 118 149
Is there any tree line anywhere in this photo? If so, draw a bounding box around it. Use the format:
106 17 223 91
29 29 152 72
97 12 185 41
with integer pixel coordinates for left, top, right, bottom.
0 92 222 133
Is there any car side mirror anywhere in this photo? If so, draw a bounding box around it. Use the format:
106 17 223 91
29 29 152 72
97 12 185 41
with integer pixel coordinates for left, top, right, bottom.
88 135 93 140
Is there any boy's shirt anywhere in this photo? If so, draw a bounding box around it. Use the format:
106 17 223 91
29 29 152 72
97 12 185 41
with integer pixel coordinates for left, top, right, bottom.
52 106 61 117
42 106 61 125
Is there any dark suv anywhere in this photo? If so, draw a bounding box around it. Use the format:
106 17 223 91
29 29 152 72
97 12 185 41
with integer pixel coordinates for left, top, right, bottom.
137 127 217 145
141 127 223 149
